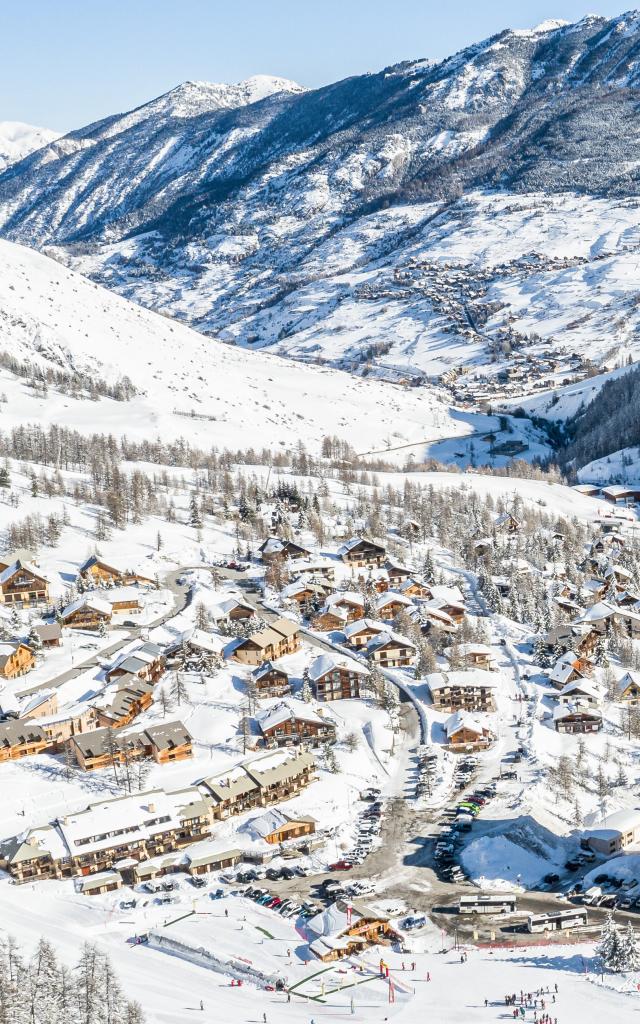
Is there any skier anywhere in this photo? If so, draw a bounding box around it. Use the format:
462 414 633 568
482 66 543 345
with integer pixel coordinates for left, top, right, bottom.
224 907 229 918
263 1015 267 1024
199 1001 204 1012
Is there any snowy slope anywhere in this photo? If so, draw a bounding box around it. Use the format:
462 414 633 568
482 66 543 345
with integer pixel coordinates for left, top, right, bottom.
0 121 59 172
0 237 477 454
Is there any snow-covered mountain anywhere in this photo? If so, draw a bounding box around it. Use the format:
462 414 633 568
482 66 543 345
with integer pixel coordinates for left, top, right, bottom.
0 121 60 173
4 14 640 394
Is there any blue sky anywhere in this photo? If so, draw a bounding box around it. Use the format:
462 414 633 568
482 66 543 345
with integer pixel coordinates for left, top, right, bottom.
2 1 628 131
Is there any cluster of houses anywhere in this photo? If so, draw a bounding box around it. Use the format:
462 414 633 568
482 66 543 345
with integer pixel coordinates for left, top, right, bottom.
260 532 470 674
426 663 499 751
0 747 316 886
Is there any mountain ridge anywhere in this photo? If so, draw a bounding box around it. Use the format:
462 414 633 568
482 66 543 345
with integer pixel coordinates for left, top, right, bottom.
3 12 640 399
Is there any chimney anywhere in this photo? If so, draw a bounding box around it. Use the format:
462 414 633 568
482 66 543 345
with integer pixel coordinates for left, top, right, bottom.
148 802 155 813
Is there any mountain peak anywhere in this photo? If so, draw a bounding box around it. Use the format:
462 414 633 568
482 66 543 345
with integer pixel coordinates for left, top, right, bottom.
0 121 60 172
158 75 304 117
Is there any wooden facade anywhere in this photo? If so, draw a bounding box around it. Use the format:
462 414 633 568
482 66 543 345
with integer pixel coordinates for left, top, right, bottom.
339 538 387 568
0 642 36 679
0 562 49 606
233 618 301 666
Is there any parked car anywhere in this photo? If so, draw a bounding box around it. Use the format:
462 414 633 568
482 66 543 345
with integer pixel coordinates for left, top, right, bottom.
190 876 207 889
120 899 137 910
329 861 353 871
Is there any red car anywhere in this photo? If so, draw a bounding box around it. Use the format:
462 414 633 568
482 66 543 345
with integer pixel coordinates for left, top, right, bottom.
268 897 282 908
328 861 353 871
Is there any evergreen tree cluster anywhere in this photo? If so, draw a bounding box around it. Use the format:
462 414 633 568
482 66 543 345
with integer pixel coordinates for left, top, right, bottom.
0 936 144 1024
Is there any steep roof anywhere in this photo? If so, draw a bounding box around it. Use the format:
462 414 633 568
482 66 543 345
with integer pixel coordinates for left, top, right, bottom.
444 710 489 739
308 652 369 681
255 699 326 731
427 669 498 692
0 559 48 586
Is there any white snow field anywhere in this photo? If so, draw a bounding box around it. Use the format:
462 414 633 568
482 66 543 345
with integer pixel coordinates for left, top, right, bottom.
0 236 495 458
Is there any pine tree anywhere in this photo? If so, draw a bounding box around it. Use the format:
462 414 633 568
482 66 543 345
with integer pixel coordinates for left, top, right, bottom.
301 668 312 702
597 913 626 973
189 493 203 529
623 921 640 972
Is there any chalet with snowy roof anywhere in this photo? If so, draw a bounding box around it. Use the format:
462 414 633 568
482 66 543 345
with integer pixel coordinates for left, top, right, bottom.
423 585 466 623
556 680 602 706
307 899 397 962
240 808 316 845
584 809 640 856
201 748 315 820
420 601 458 634
548 651 593 690
233 617 301 667
374 591 414 620
591 532 626 556
0 561 49 606
288 560 336 583
601 485 640 506
493 511 521 533
616 671 640 705
444 643 496 672
444 711 494 752
79 556 155 587
61 595 112 630
0 786 211 883
0 642 35 679
259 537 312 564
367 630 416 668
251 661 291 697
71 720 192 771
343 618 387 649
0 720 49 762
308 652 369 701
209 596 255 625
243 747 316 804
545 622 598 657
338 537 386 568
398 578 432 599
553 702 602 735
385 560 415 586
105 641 165 683
311 604 349 632
94 675 155 728
281 579 327 610
183 843 243 876
427 670 497 713
31 622 62 647
325 591 365 621
256 700 335 747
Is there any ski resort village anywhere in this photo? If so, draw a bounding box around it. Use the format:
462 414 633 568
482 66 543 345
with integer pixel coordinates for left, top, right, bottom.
0 426 640 1021
12 5 640 1023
